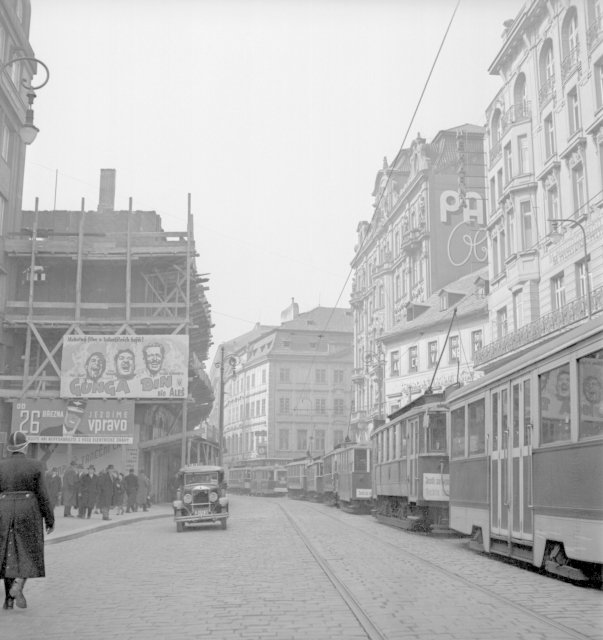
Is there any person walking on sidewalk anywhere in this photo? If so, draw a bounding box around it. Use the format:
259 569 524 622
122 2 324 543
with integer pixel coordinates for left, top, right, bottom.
97 465 116 521
124 468 138 512
62 460 78 517
0 432 54 610
137 470 151 512
45 467 62 512
77 466 98 519
113 472 125 515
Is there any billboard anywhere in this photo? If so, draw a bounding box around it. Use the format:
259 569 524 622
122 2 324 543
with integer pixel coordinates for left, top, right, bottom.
11 398 136 444
60 334 189 399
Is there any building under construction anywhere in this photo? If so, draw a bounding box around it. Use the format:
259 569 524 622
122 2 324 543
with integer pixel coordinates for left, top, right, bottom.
0 170 215 502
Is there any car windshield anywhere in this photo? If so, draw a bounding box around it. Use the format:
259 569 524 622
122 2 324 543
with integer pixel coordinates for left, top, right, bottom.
184 472 219 485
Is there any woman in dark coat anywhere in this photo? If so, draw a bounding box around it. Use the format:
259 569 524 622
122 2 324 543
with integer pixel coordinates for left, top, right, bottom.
0 432 54 610
77 466 98 519
96 465 116 521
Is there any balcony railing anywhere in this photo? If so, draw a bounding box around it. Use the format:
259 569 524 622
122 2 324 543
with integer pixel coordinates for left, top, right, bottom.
501 101 531 136
474 286 603 366
587 18 603 51
489 140 502 164
539 77 555 108
561 45 580 83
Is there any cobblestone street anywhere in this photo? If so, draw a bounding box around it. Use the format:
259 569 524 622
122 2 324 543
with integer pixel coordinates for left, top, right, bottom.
2 497 601 640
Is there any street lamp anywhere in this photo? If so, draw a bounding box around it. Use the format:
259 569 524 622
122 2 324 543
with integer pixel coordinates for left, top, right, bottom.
548 217 592 320
0 55 50 145
215 347 239 466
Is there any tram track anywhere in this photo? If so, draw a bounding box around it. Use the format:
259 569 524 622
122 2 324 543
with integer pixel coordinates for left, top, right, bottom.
278 499 598 640
279 503 388 640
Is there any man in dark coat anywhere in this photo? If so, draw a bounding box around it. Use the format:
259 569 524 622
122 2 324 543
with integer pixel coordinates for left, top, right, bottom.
45 467 62 512
62 460 78 517
77 466 98 519
124 468 139 512
97 465 116 521
0 432 54 610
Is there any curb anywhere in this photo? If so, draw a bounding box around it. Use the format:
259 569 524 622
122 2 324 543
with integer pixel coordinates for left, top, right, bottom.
45 512 173 545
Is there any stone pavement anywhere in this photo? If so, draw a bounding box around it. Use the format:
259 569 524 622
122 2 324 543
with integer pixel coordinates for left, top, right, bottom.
45 503 173 544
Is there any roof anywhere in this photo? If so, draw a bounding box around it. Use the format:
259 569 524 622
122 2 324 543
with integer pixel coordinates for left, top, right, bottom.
279 306 353 333
382 267 488 341
179 465 223 473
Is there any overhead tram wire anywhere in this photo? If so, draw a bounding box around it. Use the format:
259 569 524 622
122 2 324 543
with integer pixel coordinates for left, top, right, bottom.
290 0 462 411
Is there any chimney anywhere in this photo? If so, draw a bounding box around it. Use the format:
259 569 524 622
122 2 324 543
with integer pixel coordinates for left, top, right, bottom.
97 168 116 213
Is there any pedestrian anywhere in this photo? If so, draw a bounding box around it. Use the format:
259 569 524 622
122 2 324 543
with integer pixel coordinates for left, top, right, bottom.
113 472 125 515
0 432 54 610
74 464 85 516
124 468 138 512
77 466 98 519
97 465 116 521
61 460 78 517
45 467 62 512
137 470 151 512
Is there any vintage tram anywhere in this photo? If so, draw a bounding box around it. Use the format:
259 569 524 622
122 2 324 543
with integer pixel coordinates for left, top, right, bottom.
305 456 324 502
226 464 251 494
447 319 602 583
249 463 288 496
371 388 453 533
322 441 372 513
285 457 308 499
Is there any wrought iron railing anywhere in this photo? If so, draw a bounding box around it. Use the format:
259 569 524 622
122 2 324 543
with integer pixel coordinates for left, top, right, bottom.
587 18 603 51
474 286 603 366
539 77 555 107
501 101 531 136
561 45 580 83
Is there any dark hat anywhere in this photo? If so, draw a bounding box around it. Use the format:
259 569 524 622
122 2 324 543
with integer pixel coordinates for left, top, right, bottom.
88 465 95 470
70 460 77 466
7 431 28 453
107 464 114 470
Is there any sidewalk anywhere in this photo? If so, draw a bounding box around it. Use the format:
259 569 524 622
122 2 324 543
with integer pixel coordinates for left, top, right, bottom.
45 503 173 544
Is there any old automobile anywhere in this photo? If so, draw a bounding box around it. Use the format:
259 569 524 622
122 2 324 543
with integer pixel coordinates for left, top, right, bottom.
173 465 229 532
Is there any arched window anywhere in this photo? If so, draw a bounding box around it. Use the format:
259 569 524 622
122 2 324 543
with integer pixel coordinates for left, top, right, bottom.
539 39 555 104
514 73 527 117
561 9 580 80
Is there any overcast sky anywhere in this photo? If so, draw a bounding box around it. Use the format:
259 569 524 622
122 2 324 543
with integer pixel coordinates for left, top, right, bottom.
24 0 524 362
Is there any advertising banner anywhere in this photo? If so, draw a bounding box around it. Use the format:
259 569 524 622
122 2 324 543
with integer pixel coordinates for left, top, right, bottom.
60 334 189 399
11 399 136 444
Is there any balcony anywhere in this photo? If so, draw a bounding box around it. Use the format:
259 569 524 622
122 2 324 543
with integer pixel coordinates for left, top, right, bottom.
474 286 603 367
587 18 603 51
489 140 502 165
504 251 539 290
501 101 531 137
538 77 555 109
561 46 580 84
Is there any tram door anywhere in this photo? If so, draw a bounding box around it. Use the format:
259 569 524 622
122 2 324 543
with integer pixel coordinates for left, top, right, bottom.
409 417 419 501
490 381 533 542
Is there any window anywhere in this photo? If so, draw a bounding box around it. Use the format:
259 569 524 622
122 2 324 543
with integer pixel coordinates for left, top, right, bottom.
497 169 503 198
490 177 496 214
314 430 325 451
449 337 459 364
595 57 603 109
378 284 384 308
504 142 513 183
540 364 571 444
390 350 400 376
451 407 465 458
279 429 289 451
520 200 534 250
333 430 344 447
497 307 508 339
251 373 255 388
576 258 591 302
261 399 266 416
279 368 290 383
578 348 603 439
314 398 326 415
568 88 581 134
427 412 446 452
315 369 326 384
544 114 555 158
334 398 344 415
0 195 5 235
428 341 438 368
551 272 566 310
468 399 486 455
1 125 10 162
409 346 418 371
499 228 506 266
471 330 482 359
492 234 499 276
516 135 528 175
261 369 266 384
333 369 344 384
572 162 586 215
297 429 307 450
547 186 559 220
507 209 515 255
513 289 523 330
279 397 290 414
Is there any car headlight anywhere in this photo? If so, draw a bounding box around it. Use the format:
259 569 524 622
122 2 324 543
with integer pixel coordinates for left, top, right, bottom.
183 493 193 504
209 492 218 502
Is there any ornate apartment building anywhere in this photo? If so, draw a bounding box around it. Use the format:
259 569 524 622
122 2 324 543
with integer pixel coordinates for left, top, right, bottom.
478 0 603 370
350 127 488 440
210 300 354 466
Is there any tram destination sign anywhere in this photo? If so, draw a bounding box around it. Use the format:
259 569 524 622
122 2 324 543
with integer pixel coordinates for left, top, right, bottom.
60 334 189 399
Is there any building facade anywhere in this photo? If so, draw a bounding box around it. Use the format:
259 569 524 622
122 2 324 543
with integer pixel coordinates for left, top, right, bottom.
350 126 488 439
0 171 214 502
210 301 354 467
479 0 603 370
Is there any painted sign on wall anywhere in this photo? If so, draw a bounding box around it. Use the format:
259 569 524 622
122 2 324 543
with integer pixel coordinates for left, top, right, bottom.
422 473 450 501
60 334 189 399
11 398 136 444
